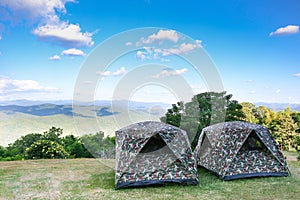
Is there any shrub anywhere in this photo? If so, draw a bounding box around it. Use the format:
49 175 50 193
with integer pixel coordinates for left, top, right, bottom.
26 140 69 159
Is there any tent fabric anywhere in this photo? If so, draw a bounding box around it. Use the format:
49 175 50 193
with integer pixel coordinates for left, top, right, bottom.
115 121 198 189
194 121 290 180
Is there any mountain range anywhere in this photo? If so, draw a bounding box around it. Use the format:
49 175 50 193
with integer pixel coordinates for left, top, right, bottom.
0 100 299 147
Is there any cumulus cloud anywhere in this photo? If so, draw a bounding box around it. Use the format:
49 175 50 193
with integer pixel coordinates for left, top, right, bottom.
48 55 60 60
152 68 187 78
113 67 127 76
141 29 179 44
61 48 84 56
0 0 95 47
33 23 94 47
270 25 299 36
293 73 300 77
0 77 58 94
0 0 73 23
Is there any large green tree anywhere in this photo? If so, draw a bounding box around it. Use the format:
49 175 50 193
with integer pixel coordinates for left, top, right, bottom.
161 91 245 149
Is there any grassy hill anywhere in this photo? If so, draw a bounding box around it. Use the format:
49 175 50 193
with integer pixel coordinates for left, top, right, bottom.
0 154 299 200
0 103 164 146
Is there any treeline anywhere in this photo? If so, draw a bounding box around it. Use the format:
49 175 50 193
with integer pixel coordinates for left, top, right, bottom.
161 92 300 159
0 127 115 161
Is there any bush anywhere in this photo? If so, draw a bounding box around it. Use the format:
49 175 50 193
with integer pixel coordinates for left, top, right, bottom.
26 140 69 159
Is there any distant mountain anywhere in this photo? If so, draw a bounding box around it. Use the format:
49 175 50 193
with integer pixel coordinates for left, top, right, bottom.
0 99 73 106
0 101 171 147
254 102 300 112
0 99 171 109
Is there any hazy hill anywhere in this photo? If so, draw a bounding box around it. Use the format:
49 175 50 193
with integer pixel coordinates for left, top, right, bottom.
0 101 170 147
254 102 300 112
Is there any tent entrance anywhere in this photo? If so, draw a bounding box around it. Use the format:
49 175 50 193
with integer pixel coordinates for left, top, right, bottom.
240 131 267 153
127 133 178 173
140 133 167 153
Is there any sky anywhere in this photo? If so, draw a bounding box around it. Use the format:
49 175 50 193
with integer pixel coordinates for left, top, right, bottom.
0 0 300 104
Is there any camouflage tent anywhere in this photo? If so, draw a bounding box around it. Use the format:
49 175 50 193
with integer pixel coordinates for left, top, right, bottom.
115 121 198 189
194 121 290 180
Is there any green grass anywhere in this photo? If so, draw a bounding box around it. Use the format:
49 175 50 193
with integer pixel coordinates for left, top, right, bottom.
0 158 299 200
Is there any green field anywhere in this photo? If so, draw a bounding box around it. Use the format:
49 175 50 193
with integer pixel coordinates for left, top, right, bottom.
0 155 299 200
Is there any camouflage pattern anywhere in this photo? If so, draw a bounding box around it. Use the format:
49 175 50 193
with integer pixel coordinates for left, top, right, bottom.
115 121 198 189
194 121 290 180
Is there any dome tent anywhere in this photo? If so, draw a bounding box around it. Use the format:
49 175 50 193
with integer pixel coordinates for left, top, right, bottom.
115 121 198 189
194 121 290 180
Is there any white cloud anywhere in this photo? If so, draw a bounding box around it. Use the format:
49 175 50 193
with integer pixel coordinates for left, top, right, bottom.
293 73 300 77
96 70 111 76
0 77 58 94
61 48 85 56
125 42 132 46
163 41 202 56
34 23 94 47
135 40 202 61
276 89 281 93
141 29 179 44
246 80 254 83
0 0 73 23
113 67 127 76
48 54 60 60
152 68 187 78
96 67 127 77
270 25 299 36
136 51 147 60
249 90 256 94
0 0 95 47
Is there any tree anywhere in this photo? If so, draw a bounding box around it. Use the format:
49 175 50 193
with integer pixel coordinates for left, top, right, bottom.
6 133 42 158
241 102 259 123
42 127 63 144
160 101 184 127
256 106 275 128
81 132 115 158
161 91 245 149
225 100 245 122
62 135 92 158
25 140 69 159
273 108 298 151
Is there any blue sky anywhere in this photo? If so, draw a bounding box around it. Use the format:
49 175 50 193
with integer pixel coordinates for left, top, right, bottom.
0 0 300 104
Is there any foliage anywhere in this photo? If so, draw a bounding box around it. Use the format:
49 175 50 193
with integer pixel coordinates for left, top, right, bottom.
81 131 115 159
1 127 115 161
161 91 245 149
6 133 42 159
240 104 300 152
42 127 63 144
272 108 298 151
25 140 69 159
62 135 93 158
